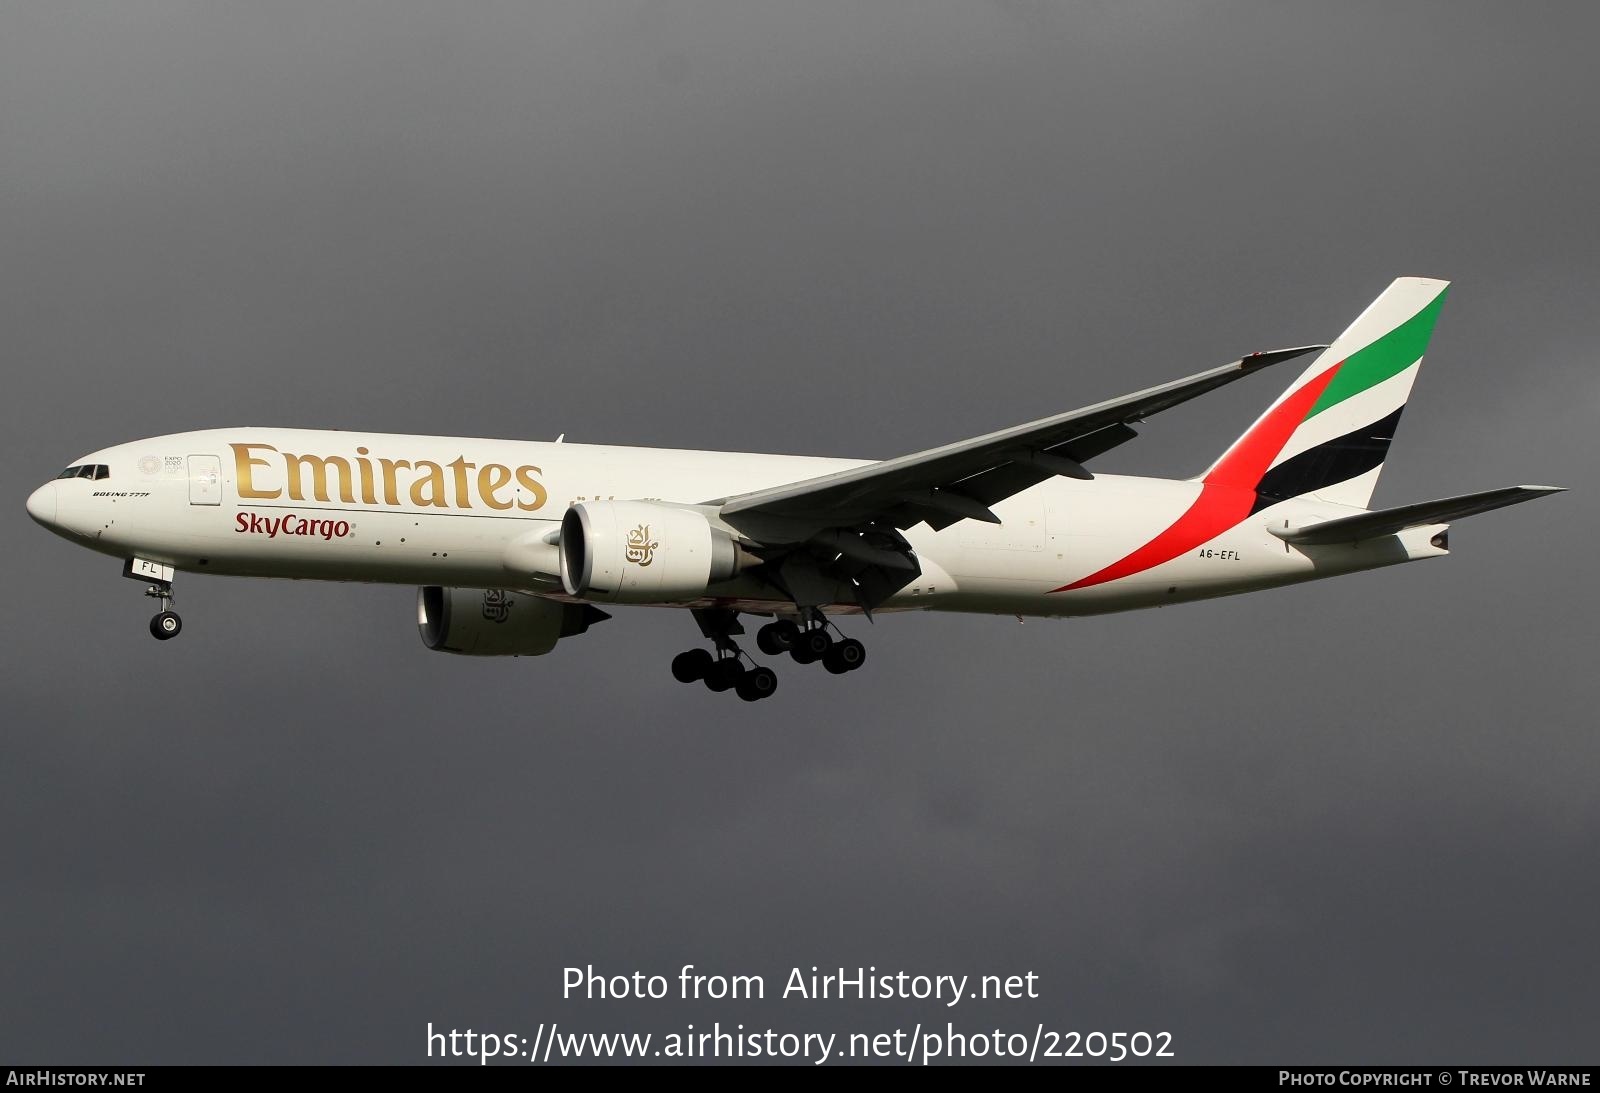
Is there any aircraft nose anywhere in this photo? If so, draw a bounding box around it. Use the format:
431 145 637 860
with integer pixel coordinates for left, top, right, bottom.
26 482 57 527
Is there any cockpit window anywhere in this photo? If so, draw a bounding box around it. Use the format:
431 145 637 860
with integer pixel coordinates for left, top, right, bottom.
56 464 110 480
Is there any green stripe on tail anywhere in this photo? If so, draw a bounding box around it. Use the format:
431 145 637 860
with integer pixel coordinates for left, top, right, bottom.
1308 288 1448 419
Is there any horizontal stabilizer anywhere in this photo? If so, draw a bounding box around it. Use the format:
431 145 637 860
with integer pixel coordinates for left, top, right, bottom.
1272 485 1566 546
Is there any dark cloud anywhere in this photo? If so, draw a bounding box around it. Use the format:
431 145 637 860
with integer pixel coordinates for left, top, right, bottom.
2 1 1594 1063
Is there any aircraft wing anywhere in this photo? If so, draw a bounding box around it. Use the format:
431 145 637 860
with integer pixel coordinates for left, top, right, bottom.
718 345 1324 542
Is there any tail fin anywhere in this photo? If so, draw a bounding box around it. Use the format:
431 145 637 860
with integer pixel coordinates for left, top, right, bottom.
1200 277 1449 510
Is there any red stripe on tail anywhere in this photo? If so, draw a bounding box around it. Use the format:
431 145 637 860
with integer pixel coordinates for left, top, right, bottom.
1051 365 1340 592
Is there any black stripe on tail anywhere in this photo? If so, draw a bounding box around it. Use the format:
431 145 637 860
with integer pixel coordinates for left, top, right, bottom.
1250 408 1404 514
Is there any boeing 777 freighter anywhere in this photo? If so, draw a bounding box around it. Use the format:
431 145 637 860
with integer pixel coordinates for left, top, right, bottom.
25 279 1562 699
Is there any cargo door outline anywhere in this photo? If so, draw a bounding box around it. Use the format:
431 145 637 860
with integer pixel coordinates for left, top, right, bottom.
189 455 222 505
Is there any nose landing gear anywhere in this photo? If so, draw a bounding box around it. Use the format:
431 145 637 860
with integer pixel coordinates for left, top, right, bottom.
145 584 182 640
150 609 182 639
124 558 182 641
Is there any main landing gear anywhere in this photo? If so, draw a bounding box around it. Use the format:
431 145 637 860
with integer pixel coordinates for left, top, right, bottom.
671 647 779 702
670 609 866 697
754 614 867 675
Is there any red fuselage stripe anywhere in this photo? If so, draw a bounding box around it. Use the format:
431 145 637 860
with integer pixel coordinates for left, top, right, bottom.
1051 365 1340 592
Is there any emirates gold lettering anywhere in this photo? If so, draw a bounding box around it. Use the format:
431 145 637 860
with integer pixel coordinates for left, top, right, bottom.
448 456 475 510
477 463 513 510
229 443 545 513
285 453 354 503
355 446 378 505
409 461 448 508
379 457 410 506
233 443 281 499
515 465 547 512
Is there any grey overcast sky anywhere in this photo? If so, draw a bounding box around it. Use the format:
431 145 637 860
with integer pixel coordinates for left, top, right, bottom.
2 1 1596 1065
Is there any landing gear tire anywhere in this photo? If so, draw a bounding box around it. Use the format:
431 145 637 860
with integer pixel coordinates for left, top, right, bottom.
704 658 745 692
756 619 800 655
736 666 779 702
671 648 714 683
823 637 865 674
149 611 182 640
790 628 832 665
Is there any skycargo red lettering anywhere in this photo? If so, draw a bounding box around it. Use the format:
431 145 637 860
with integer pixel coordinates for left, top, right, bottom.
234 512 352 540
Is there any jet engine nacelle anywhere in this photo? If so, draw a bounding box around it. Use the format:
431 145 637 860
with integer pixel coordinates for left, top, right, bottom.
559 500 748 604
417 585 606 656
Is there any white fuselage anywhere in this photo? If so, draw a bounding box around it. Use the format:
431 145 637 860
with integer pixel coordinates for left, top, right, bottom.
28 428 1447 617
